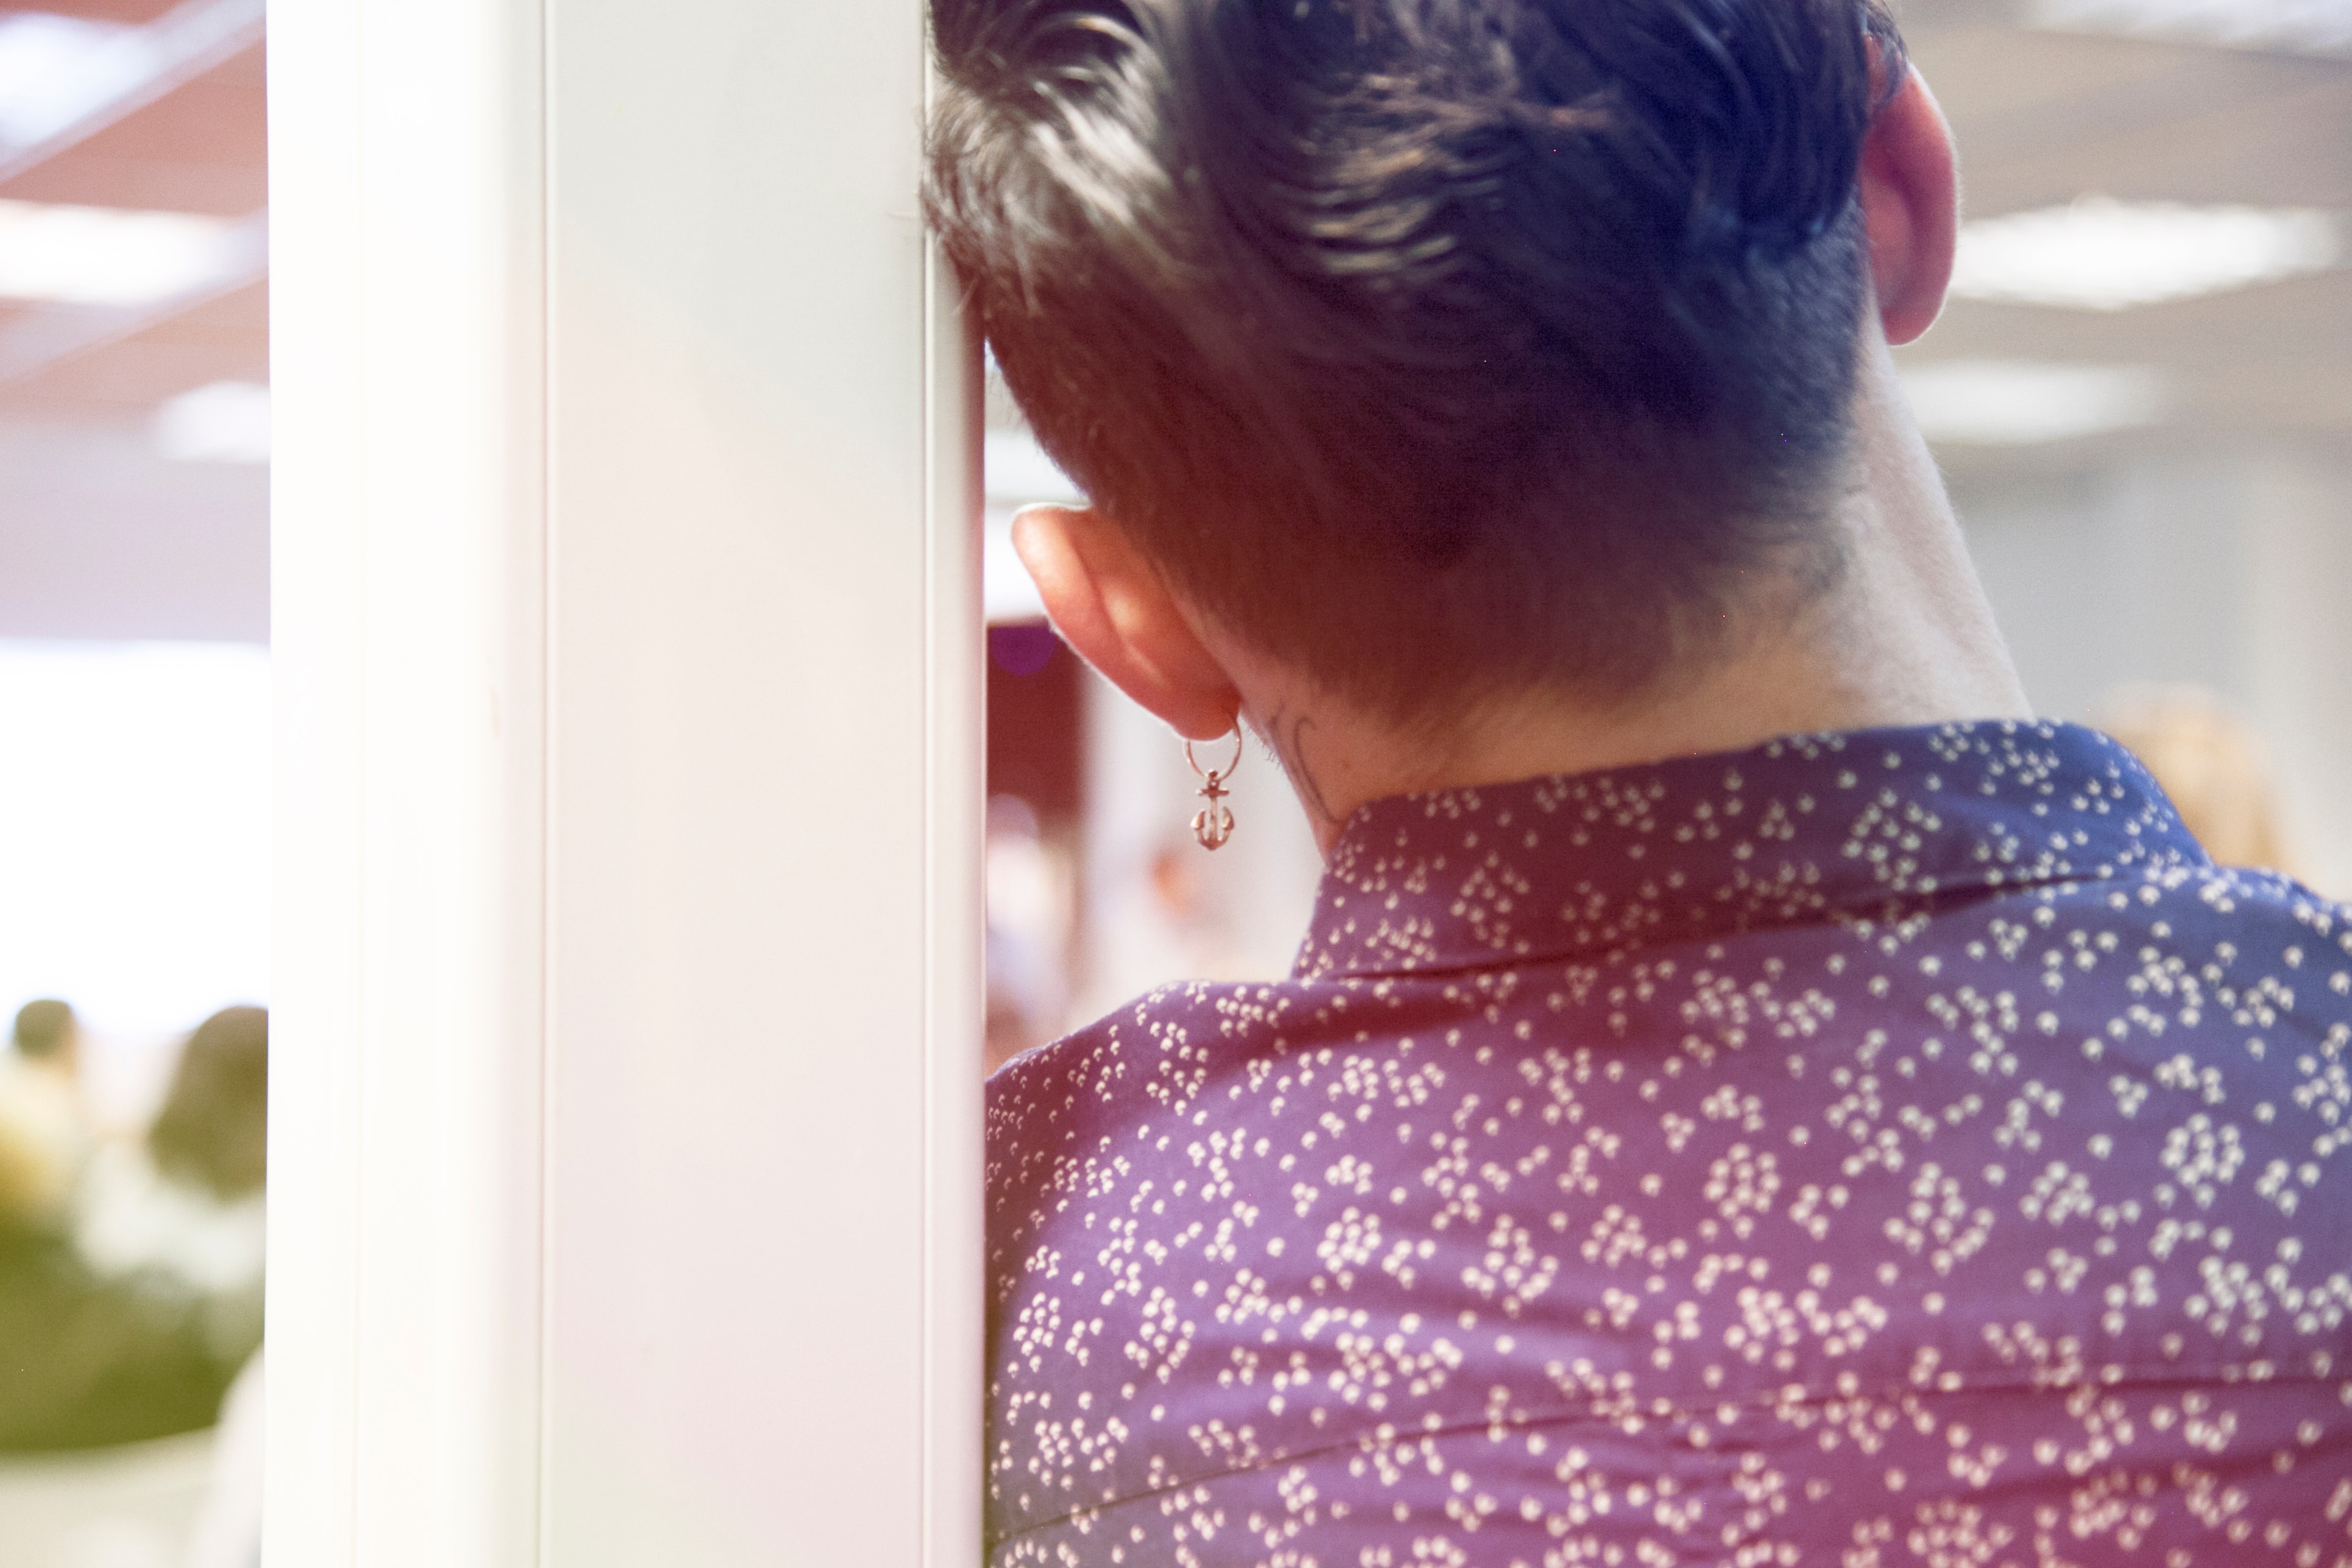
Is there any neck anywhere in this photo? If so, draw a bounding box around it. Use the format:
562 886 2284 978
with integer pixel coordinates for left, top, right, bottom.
1232 342 2033 857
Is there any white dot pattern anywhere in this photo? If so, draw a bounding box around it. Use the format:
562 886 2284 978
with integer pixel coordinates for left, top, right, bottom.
986 721 2352 1565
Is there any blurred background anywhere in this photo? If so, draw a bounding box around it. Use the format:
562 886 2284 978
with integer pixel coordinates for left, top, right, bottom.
981 0 2352 1068
0 0 268 1564
0 0 2345 1559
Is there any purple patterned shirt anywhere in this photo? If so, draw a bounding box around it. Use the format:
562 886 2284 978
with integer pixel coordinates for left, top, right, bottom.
986 721 2352 1566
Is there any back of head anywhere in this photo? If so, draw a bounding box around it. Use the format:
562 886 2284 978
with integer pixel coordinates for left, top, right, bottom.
929 0 1903 721
13 998 76 1066
149 1006 267 1202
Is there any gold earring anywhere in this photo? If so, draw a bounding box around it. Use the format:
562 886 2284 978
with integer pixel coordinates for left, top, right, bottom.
1185 730 1243 850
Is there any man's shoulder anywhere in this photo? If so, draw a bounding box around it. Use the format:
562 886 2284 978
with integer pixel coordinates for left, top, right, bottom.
982 860 2352 1131
992 973 1317 1123
989 974 1327 1102
2094 860 2351 1005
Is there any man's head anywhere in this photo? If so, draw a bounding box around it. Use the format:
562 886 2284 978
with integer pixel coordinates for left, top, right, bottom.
12 999 77 1071
930 0 1935 725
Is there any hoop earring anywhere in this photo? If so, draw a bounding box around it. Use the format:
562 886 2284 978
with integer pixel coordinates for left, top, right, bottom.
1185 729 1243 851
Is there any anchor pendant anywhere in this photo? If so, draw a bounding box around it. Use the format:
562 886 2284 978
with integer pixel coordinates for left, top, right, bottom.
1192 772 1235 850
1184 730 1244 850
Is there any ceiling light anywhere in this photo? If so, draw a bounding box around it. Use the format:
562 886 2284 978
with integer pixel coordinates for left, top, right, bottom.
1899 360 2166 444
0 12 157 150
1949 198 2340 311
2030 0 2352 56
155 381 269 464
0 198 245 308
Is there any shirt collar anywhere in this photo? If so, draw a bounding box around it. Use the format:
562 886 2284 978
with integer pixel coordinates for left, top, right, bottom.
1293 719 2207 983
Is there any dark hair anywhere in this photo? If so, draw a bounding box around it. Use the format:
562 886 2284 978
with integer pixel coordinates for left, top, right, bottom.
13 999 75 1063
929 0 1906 718
149 1006 267 1202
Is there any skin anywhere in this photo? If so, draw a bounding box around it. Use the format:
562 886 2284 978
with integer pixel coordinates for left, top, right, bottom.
1013 68 2033 858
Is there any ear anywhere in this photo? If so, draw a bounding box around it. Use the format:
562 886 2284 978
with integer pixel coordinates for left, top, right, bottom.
1011 504 1242 740
1858 60 1960 347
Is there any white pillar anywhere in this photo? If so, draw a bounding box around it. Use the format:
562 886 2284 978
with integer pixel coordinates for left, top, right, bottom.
267 1 981 1562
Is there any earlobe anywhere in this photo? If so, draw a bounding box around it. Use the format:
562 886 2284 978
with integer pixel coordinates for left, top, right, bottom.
1011 504 1243 741
1858 65 1959 347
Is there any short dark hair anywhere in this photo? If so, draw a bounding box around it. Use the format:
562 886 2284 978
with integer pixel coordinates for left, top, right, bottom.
929 0 1905 718
13 999 75 1062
